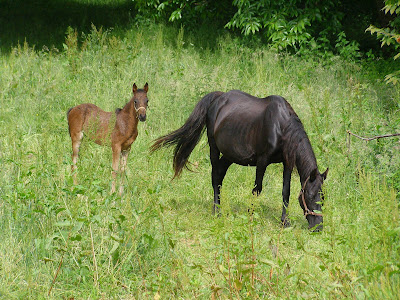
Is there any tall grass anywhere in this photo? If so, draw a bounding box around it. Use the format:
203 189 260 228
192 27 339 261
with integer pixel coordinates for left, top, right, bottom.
0 23 399 299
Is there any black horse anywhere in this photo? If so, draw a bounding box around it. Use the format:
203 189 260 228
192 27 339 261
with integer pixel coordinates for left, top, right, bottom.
151 90 328 230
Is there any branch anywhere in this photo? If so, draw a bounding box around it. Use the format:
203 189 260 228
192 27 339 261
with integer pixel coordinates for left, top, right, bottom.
347 130 400 141
48 231 71 296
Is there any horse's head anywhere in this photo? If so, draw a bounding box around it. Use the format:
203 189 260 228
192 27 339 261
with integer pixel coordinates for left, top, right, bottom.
132 82 149 122
299 168 328 232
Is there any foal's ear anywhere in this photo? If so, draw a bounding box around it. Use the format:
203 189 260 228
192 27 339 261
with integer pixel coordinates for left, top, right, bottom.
144 82 149 93
310 168 318 182
132 83 138 93
322 168 329 180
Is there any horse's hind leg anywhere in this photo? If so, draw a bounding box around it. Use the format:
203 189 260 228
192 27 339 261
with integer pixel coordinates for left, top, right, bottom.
68 107 85 185
70 131 83 185
210 143 232 214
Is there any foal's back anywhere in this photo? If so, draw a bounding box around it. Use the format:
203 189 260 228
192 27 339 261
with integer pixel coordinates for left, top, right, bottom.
68 103 115 146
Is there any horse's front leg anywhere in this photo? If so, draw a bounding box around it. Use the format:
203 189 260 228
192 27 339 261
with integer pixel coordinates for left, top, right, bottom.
252 158 269 195
119 149 130 195
111 145 121 194
281 163 293 227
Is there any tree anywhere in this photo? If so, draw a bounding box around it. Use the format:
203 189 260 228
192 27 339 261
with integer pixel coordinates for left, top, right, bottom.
367 0 400 84
134 0 387 58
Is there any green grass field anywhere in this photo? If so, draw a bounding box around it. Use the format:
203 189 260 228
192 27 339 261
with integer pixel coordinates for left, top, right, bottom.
0 21 400 299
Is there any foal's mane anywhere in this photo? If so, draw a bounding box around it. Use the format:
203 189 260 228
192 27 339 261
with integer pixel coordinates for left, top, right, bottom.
281 106 317 176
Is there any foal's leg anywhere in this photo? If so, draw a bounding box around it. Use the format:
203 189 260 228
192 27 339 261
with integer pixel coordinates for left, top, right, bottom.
71 131 83 185
281 163 293 227
111 145 122 194
119 150 130 195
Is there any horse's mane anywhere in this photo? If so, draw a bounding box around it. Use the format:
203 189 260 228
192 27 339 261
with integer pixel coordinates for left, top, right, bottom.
282 110 317 176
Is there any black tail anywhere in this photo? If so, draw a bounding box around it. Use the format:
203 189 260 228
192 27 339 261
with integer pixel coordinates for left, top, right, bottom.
151 91 223 178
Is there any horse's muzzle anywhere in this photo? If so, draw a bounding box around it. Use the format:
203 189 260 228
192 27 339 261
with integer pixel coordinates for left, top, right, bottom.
307 215 323 232
138 114 146 122
136 107 147 122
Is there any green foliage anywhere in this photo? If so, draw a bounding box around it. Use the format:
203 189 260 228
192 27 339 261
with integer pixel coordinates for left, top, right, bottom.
133 0 232 25
0 21 400 298
366 0 400 84
134 0 363 58
226 0 340 51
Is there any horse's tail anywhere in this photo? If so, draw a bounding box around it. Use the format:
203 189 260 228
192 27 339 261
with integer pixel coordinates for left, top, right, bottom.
151 91 223 178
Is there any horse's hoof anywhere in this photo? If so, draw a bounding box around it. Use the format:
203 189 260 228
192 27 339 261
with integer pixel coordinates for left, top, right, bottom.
282 220 291 228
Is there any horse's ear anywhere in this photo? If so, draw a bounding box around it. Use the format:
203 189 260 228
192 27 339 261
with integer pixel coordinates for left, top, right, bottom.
310 168 318 182
144 82 148 93
322 168 329 180
132 83 138 93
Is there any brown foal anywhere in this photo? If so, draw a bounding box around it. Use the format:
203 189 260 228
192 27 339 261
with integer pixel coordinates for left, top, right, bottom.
67 83 149 194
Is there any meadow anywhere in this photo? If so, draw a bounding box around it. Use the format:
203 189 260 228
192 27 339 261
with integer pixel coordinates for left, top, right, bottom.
0 21 400 299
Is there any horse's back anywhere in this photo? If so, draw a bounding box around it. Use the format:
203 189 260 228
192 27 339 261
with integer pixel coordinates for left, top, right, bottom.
67 103 114 144
212 91 292 131
68 103 112 124
209 91 293 165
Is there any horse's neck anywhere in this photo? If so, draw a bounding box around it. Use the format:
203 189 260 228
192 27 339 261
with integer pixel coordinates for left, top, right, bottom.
121 100 136 116
295 138 318 185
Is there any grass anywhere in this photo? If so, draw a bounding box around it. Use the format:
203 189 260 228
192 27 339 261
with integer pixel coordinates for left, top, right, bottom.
0 21 399 299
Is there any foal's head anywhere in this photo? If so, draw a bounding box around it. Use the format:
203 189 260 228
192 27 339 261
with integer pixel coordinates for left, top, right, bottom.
132 82 149 122
299 168 328 232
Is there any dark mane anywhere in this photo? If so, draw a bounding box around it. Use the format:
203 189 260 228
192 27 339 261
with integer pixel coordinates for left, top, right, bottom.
282 113 317 179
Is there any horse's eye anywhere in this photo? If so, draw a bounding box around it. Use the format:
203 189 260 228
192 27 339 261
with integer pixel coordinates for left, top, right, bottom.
134 100 137 104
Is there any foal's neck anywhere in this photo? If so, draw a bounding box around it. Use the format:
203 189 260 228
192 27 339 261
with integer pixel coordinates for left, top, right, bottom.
121 99 137 117
295 138 318 185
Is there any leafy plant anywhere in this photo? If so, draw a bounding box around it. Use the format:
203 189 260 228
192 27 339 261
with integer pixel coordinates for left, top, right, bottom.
134 0 362 57
366 0 400 84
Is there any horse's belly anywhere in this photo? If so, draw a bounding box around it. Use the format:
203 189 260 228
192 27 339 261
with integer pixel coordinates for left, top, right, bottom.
215 132 258 166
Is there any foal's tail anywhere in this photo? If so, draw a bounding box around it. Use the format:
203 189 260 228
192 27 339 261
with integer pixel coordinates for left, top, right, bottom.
151 91 223 178
67 107 73 136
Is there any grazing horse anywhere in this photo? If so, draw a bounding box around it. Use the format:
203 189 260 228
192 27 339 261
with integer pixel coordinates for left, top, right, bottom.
151 90 328 231
67 83 149 194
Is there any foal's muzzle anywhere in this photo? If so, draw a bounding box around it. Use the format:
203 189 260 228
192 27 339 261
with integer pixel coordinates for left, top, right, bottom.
136 107 147 122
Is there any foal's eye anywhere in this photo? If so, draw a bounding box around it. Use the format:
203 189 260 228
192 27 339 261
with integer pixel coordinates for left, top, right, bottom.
134 100 137 104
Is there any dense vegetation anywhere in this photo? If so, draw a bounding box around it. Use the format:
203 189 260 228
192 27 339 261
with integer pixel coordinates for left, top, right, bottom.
134 0 399 56
0 0 399 298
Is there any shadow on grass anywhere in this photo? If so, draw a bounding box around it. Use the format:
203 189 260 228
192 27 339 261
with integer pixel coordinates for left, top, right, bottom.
0 0 135 53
